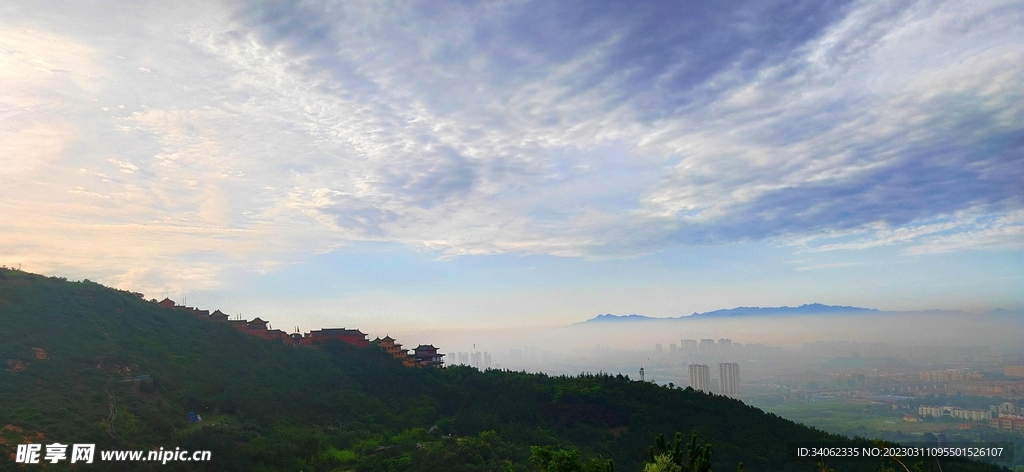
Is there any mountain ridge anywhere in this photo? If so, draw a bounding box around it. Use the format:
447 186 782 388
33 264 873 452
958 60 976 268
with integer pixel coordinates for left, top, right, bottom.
581 303 879 324
581 304 1022 324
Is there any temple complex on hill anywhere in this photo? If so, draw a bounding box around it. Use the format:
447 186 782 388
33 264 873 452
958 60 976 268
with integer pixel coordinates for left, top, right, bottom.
155 298 442 367
371 336 416 367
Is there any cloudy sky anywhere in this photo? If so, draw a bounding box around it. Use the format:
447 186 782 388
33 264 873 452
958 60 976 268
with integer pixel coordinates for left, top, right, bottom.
2 0 1022 332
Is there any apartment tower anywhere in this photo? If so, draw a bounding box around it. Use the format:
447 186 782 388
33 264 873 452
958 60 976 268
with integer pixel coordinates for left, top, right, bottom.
688 364 711 392
719 362 740 395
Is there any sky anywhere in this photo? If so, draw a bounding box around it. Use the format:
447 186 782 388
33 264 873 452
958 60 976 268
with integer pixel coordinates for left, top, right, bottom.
2 0 1022 335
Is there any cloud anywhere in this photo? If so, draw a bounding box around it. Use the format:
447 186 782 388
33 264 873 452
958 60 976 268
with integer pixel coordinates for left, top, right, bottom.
794 262 861 272
1 0 1022 293
225 0 1023 252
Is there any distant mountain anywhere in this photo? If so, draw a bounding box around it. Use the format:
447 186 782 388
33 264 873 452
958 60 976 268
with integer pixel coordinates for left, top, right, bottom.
983 307 1024 317
582 303 879 324
687 303 879 318
586 313 656 322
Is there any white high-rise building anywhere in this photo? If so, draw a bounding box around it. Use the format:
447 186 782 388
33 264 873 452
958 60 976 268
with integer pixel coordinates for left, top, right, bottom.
689 364 711 392
719 363 740 395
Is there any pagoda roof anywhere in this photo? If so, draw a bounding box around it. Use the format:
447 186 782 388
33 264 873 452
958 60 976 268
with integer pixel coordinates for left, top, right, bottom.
249 317 268 324
381 335 396 342
312 328 366 336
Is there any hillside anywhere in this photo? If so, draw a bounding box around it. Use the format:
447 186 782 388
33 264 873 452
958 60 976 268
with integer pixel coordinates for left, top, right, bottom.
0 269 1008 472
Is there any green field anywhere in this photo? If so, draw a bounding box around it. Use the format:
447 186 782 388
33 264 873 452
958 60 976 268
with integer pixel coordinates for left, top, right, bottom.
764 398 957 436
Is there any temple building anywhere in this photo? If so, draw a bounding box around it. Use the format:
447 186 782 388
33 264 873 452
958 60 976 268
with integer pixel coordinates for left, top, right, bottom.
227 318 248 332
413 345 445 368
372 335 409 362
247 317 269 331
304 328 370 347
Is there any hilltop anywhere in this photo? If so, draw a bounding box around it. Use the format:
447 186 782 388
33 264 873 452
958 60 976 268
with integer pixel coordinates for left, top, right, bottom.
0 269 1006 472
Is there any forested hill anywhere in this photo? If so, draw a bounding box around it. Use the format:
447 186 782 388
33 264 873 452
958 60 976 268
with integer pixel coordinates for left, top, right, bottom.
0 269 1006 472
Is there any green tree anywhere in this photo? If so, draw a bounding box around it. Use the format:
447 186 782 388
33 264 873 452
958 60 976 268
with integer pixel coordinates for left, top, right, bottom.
645 454 683 472
647 433 712 472
530 445 614 472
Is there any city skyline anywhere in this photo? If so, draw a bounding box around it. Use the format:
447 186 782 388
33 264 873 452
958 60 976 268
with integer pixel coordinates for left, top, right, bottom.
2 0 1022 332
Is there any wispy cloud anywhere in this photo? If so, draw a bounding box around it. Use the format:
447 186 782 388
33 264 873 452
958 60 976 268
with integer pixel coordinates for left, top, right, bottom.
794 262 861 272
1 0 1022 293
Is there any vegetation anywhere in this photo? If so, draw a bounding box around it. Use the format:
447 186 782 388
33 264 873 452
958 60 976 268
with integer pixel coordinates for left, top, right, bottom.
0 269 1010 471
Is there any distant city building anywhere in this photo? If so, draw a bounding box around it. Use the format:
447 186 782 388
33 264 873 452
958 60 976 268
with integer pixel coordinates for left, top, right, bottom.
1004 365 1024 377
991 417 1024 432
669 343 678 354
993 402 1016 414
918 406 991 421
991 402 1020 417
918 370 981 382
655 343 663 354
951 409 992 421
718 339 732 351
689 364 711 392
699 339 714 355
719 363 740 395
